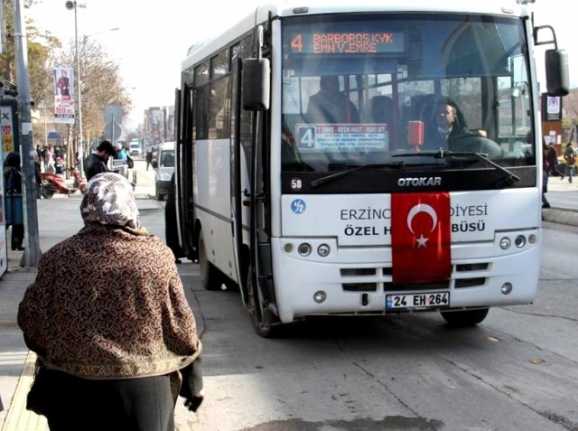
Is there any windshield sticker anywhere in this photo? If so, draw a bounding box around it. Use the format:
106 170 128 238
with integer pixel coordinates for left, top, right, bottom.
295 123 389 153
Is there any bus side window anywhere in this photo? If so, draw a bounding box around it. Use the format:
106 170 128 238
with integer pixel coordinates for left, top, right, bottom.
194 62 210 140
231 35 255 149
209 50 231 139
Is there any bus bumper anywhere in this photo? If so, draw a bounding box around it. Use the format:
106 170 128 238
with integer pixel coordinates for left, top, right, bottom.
271 233 541 323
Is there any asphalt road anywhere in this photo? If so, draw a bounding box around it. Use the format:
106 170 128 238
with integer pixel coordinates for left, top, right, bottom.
20 199 578 431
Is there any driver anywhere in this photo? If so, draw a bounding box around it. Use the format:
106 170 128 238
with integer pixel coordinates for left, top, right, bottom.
430 98 467 149
430 98 502 157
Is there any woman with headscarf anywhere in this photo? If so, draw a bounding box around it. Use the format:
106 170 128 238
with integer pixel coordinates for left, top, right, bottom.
18 173 203 431
4 152 24 250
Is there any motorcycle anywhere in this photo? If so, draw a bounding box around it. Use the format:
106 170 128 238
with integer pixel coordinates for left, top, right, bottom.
40 168 86 199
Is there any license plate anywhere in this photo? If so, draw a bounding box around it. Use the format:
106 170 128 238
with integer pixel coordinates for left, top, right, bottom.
386 292 450 310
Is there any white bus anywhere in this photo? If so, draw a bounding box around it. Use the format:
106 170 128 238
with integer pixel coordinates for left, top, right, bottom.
174 1 568 336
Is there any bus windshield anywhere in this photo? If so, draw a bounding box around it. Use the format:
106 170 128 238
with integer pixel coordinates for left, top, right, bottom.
281 14 534 174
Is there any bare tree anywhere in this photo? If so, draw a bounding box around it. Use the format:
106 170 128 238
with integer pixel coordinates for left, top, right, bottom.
58 37 132 149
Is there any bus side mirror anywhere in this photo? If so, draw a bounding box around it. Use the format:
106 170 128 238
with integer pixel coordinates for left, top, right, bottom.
545 49 569 96
242 58 270 111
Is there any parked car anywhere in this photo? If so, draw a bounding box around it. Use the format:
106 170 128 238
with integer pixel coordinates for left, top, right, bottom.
129 140 142 158
155 142 175 200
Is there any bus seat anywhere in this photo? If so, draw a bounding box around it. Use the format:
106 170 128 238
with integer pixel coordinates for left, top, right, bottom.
368 95 394 126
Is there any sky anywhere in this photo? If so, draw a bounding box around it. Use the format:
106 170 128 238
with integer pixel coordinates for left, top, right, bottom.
26 0 576 131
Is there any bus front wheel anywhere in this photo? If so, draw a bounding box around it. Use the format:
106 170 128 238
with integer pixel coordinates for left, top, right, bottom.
441 308 489 328
199 233 222 291
246 265 279 338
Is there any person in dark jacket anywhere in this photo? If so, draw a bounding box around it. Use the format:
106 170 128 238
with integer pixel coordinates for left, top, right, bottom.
4 152 24 250
165 174 184 263
84 140 115 181
146 150 153 171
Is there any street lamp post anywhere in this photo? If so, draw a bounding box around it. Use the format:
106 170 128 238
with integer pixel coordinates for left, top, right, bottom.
65 1 84 175
12 0 41 267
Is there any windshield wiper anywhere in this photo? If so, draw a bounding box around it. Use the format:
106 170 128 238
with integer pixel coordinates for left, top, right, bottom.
310 162 404 189
393 150 521 184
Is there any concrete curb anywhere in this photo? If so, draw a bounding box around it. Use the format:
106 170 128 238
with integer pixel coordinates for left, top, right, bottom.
543 208 578 227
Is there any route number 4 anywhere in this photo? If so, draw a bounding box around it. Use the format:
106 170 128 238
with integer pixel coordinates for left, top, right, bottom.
291 34 304 53
298 126 315 148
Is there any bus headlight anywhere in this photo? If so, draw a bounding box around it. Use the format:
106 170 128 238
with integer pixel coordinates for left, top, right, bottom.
499 237 511 250
298 243 312 256
528 234 537 244
515 235 526 248
317 244 330 257
501 282 513 295
313 290 327 303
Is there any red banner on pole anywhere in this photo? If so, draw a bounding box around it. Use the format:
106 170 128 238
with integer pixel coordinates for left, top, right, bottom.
391 192 451 284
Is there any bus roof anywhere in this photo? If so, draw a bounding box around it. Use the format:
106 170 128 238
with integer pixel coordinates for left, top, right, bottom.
182 0 527 71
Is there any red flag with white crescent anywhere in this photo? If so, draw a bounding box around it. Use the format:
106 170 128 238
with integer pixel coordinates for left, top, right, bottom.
391 192 451 284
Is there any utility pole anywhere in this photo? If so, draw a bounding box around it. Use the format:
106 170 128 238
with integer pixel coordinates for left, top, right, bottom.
65 0 84 175
12 0 41 267
73 1 84 175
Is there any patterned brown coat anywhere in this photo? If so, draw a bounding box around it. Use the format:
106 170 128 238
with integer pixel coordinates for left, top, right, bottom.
18 224 201 379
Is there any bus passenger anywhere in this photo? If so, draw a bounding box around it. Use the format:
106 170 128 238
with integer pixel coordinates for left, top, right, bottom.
307 76 359 124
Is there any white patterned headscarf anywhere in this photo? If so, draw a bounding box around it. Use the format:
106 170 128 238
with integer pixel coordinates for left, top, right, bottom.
80 173 140 229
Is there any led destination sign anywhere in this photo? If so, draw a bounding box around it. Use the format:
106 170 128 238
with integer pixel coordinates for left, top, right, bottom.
289 31 405 55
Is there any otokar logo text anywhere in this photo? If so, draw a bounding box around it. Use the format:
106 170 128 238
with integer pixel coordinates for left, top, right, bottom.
397 177 442 187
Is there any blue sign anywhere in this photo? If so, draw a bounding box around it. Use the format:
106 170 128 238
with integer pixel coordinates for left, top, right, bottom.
291 199 306 215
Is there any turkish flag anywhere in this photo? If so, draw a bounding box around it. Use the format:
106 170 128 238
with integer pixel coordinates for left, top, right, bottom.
391 192 451 284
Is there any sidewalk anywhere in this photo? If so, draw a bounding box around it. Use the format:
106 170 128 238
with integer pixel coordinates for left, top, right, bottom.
543 176 578 227
0 250 41 430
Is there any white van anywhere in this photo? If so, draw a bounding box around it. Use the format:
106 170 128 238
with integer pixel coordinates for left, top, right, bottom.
155 141 175 200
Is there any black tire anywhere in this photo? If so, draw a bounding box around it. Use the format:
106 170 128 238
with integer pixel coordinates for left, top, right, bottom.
246 265 281 338
441 308 489 328
198 233 222 291
41 184 55 199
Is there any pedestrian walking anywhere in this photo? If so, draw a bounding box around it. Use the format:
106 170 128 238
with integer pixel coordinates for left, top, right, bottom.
546 142 559 177
561 142 576 183
4 152 24 250
146 149 153 171
83 140 115 181
18 173 203 431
